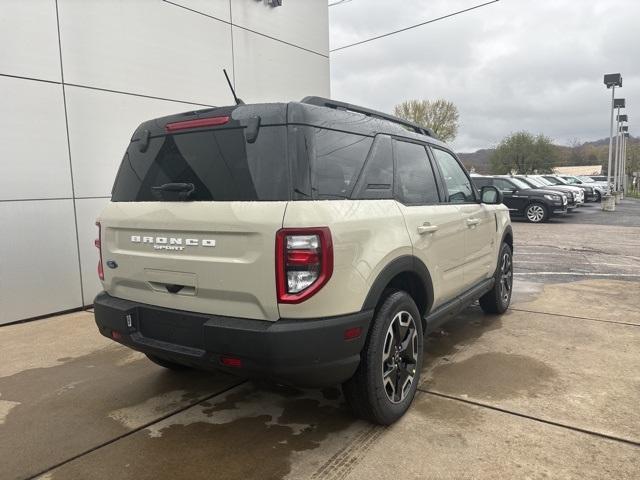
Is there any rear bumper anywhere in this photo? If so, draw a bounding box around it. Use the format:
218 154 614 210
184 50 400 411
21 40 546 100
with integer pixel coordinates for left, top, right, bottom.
93 292 372 387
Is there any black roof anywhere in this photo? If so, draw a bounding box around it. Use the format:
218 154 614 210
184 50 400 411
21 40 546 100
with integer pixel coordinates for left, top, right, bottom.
130 98 448 150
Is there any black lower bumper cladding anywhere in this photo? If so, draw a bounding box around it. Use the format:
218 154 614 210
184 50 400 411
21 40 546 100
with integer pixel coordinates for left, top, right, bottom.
93 292 372 387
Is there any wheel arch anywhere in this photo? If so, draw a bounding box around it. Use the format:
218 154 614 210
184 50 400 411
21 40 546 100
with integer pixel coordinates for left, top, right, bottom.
362 255 434 322
501 225 513 253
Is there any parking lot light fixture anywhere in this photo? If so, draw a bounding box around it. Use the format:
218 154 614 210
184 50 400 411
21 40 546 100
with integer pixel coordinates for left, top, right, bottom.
604 74 623 193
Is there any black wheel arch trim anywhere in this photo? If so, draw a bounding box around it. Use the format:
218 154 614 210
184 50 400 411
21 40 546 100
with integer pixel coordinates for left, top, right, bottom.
500 224 514 252
362 255 434 316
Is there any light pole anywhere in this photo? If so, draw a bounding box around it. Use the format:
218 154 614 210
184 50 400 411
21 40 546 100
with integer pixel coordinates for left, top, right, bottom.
621 127 629 193
617 115 628 191
613 98 625 193
604 73 622 194
624 131 630 193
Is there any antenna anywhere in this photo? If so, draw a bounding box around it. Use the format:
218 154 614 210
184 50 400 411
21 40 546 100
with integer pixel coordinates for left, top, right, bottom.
223 69 244 105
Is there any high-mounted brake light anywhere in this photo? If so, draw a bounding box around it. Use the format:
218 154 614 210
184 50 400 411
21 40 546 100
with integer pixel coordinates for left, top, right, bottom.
95 221 104 281
165 116 230 132
220 356 242 368
276 228 333 304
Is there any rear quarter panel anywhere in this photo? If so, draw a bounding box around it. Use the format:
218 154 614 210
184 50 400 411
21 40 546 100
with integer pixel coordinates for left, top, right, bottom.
279 200 412 319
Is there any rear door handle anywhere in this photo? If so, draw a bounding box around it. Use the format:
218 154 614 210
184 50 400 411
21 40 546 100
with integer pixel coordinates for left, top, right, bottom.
466 218 480 227
417 224 439 234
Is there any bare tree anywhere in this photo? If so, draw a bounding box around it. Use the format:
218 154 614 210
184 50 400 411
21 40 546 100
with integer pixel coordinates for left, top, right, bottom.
393 99 459 142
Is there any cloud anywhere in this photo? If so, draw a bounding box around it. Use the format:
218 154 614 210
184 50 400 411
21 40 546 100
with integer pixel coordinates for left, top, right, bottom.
329 0 639 151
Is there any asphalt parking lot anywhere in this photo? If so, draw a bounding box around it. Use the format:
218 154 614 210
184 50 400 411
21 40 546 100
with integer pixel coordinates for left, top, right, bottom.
2 199 639 480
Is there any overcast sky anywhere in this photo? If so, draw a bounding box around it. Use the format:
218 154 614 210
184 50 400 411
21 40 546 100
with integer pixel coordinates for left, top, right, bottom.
329 0 639 152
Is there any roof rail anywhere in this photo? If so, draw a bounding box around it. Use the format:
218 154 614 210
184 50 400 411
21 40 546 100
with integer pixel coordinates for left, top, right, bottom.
301 96 434 138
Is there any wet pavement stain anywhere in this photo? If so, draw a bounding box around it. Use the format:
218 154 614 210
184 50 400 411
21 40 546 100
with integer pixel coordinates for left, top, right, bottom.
427 352 557 401
0 345 237 480
510 279 544 304
423 305 504 367
46 385 357 480
513 279 640 324
414 394 485 428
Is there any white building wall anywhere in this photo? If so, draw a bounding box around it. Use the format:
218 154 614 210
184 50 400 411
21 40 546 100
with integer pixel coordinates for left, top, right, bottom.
0 0 330 324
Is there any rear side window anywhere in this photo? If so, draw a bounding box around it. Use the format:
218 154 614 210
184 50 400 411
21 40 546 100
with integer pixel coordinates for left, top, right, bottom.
111 126 289 201
493 178 515 191
292 127 374 199
472 177 491 188
351 136 393 200
312 129 373 199
431 148 475 203
393 140 439 204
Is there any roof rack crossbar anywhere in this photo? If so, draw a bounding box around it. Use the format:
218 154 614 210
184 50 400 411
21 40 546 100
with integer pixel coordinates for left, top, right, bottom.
301 96 433 137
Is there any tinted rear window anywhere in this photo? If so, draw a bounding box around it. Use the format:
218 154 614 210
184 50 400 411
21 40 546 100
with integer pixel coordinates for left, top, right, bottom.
111 126 289 201
292 127 374 199
472 177 491 188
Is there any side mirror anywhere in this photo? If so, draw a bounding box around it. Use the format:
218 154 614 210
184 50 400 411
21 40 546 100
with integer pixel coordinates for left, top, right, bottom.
480 186 503 204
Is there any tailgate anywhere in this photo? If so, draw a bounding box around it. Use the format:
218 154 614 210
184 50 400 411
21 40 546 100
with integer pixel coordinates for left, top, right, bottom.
99 201 286 321
99 112 290 321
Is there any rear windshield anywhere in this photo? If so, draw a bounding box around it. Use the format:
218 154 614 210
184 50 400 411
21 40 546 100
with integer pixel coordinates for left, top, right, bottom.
111 126 289 201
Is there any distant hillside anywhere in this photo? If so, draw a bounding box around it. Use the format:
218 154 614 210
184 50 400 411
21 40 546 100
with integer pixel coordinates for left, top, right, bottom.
457 149 494 174
457 136 637 174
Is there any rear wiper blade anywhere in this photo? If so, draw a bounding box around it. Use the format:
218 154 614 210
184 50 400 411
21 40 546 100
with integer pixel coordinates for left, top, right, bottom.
151 183 195 201
293 188 312 198
316 192 349 199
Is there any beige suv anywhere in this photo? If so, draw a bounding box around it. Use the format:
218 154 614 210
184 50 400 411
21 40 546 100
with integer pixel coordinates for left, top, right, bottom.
94 97 513 424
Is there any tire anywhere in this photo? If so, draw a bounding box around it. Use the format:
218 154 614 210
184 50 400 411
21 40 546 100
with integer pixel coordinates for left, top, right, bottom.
342 290 424 425
479 243 513 314
146 353 192 371
524 202 548 223
595 191 602 202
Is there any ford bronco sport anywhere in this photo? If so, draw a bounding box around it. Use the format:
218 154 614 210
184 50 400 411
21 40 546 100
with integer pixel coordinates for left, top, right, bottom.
94 97 513 424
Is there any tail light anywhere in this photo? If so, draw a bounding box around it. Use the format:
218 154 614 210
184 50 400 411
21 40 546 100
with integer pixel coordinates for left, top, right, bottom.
275 228 333 304
95 221 104 281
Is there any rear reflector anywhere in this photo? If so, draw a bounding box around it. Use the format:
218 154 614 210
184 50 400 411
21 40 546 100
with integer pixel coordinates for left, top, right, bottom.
111 330 123 340
165 116 229 132
220 356 242 368
344 327 362 341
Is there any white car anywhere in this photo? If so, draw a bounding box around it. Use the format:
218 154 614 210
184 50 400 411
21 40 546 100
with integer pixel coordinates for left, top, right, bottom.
93 97 513 425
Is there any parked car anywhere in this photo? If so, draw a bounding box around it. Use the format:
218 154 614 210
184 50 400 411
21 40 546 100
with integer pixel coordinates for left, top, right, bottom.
588 175 607 183
576 175 608 191
515 175 581 210
551 175 603 202
93 97 513 425
472 175 567 222
532 175 585 205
